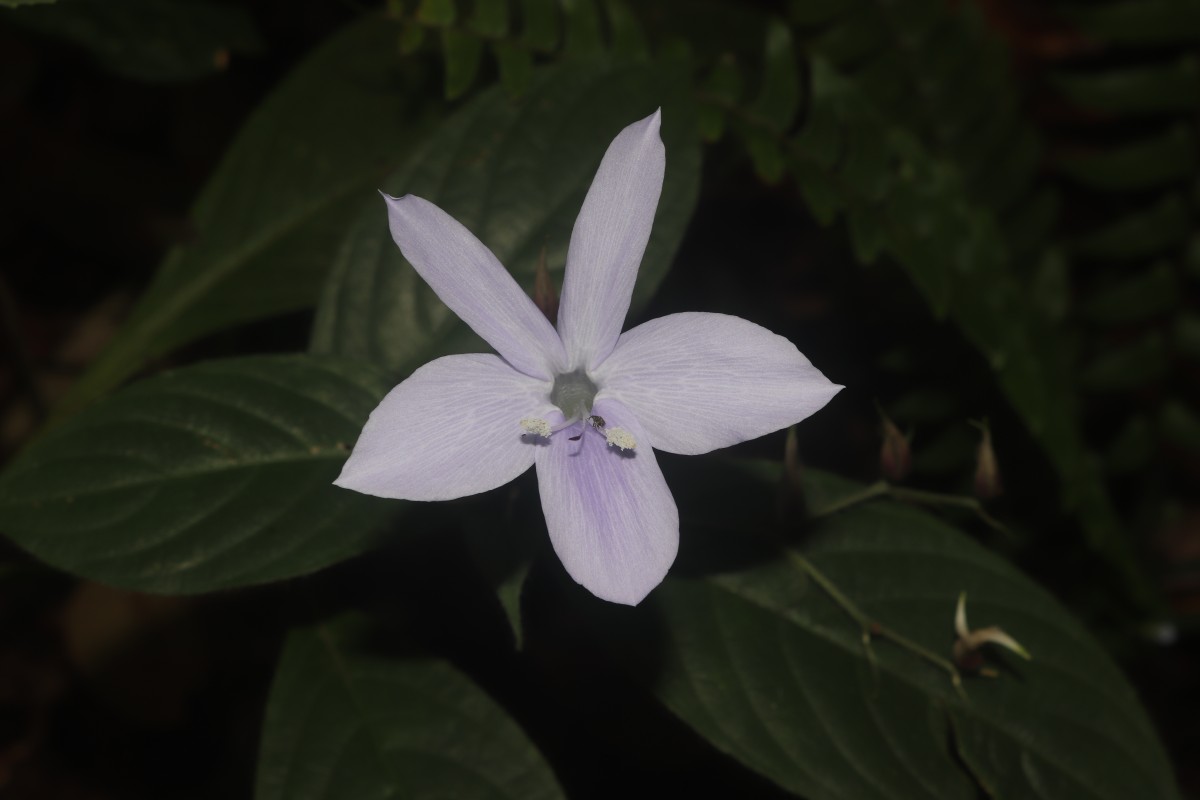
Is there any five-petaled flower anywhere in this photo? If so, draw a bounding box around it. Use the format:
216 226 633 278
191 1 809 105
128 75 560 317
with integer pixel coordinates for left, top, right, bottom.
335 110 841 605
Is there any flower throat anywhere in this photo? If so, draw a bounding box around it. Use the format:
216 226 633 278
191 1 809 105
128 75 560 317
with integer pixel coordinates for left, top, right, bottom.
550 368 598 420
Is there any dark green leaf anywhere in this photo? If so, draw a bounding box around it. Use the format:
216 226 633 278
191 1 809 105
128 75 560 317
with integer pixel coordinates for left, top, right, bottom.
1081 333 1169 392
1058 126 1198 191
751 19 800 132
1080 263 1179 325
643 468 1180 800
442 27 485 99
1031 248 1071 322
1072 196 1192 261
493 40 534 95
416 0 456 27
1053 58 1200 115
785 0 856 27
398 20 426 55
311 58 701 376
789 158 841 226
468 0 508 38
55 17 435 421
784 59 1158 612
1057 0 1200 46
0 0 57 9
0 356 397 594
697 55 742 141
561 0 603 58
497 559 531 650
706 53 743 104
740 125 787 183
519 0 559 51
256 618 565 800
7 0 259 82
809 6 884 66
606 0 648 59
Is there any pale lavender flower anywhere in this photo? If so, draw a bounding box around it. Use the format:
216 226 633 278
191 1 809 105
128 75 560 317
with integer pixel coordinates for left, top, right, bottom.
335 111 841 605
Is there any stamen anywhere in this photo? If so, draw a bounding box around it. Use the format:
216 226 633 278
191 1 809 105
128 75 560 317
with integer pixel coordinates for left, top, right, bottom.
520 418 552 438
604 427 636 451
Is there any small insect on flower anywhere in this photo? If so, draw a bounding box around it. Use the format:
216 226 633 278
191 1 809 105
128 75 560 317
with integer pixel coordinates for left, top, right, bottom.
568 415 606 441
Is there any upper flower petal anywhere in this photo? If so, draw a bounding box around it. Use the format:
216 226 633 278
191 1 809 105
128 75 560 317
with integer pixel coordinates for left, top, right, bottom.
534 397 678 605
335 354 552 501
594 312 842 455
383 194 567 380
557 110 666 371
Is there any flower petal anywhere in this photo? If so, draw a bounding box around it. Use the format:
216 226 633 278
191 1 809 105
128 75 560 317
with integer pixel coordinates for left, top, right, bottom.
335 354 552 501
594 312 842 455
557 110 665 370
534 397 678 605
383 193 567 380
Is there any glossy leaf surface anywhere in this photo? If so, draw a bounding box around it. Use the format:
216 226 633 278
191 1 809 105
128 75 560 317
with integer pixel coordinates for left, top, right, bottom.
0 356 396 593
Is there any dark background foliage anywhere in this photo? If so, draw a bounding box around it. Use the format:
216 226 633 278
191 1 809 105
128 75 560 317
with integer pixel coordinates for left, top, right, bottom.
0 0 1196 797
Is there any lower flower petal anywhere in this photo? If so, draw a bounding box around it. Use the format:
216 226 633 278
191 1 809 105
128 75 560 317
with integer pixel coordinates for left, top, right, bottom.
534 398 678 605
594 312 842 455
335 354 551 501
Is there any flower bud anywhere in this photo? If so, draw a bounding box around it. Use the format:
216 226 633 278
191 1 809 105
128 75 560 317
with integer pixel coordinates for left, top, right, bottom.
972 421 1003 500
878 410 912 482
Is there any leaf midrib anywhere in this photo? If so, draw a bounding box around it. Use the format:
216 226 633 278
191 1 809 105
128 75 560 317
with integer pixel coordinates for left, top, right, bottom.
0 449 346 505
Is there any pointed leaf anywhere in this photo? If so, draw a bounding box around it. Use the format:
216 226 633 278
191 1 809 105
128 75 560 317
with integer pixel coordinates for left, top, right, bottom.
1058 126 1198 191
493 41 535 95
0 356 397 593
468 0 507 38
1058 0 1200 46
519 0 559 51
257 618 566 800
1080 263 1179 324
442 27 485 99
606 0 648 59
1072 195 1192 261
561 0 603 58
1053 58 1200 115
638 466 1180 800
416 0 455 27
751 19 800 132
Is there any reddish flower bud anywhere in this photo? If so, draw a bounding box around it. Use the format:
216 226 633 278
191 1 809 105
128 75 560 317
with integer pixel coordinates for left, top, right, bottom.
878 411 912 482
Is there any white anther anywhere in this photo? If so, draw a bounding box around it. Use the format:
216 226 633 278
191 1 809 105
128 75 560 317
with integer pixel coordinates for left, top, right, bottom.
520 417 552 438
604 427 637 451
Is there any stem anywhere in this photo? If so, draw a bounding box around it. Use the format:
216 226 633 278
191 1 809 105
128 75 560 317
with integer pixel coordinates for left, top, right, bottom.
786 549 967 701
806 480 889 518
809 479 1010 536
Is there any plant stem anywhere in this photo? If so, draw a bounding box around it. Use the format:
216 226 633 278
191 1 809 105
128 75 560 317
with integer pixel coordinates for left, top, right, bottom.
786 549 967 701
808 479 1009 536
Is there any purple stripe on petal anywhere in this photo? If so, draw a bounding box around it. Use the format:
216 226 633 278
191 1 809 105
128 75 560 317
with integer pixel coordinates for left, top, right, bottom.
383 194 568 380
336 354 553 501
595 312 842 455
534 397 678 605
557 110 666 371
